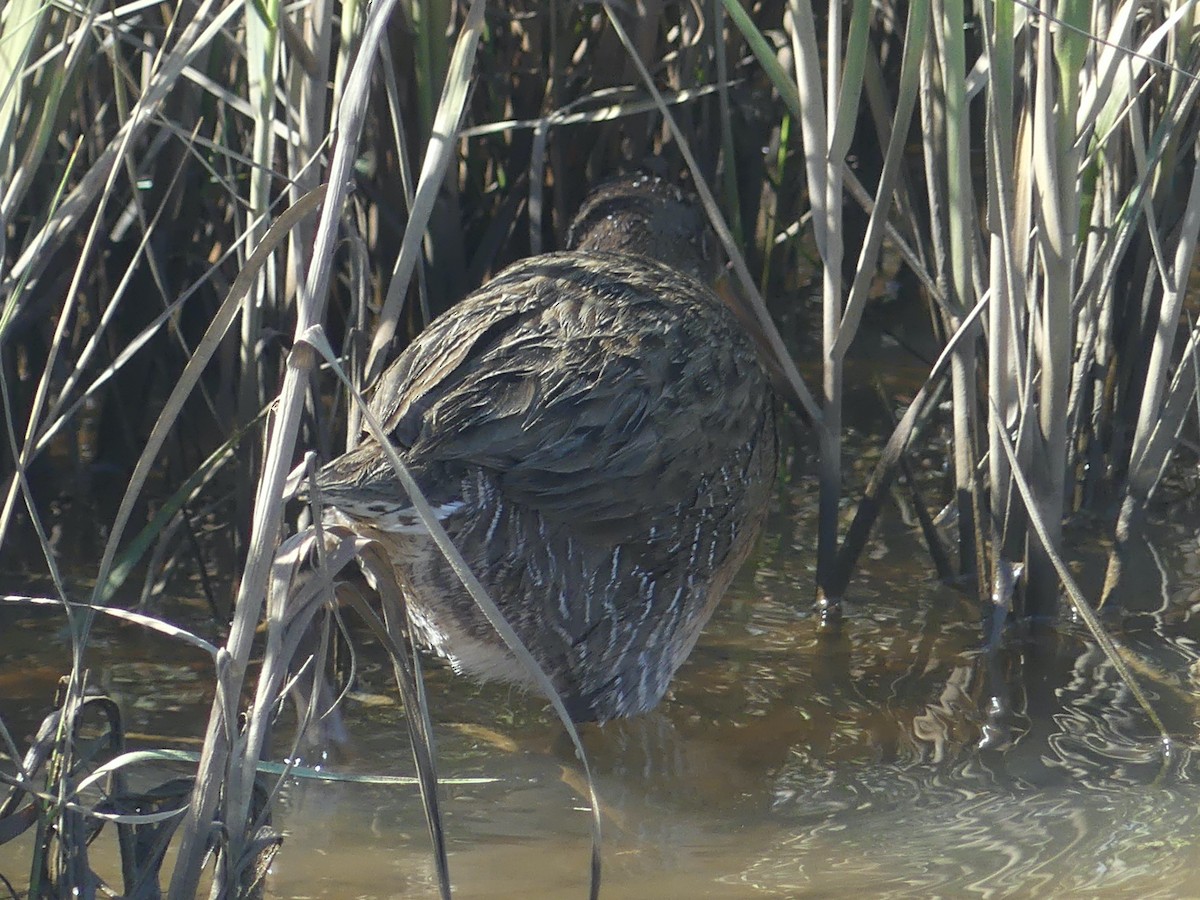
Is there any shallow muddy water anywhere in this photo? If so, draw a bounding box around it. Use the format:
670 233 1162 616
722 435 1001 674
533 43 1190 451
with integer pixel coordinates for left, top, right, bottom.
263 505 1200 899
3 424 1200 898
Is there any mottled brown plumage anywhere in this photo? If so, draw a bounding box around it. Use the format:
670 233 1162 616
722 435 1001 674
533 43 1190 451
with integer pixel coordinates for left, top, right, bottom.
566 174 719 282
317 177 776 721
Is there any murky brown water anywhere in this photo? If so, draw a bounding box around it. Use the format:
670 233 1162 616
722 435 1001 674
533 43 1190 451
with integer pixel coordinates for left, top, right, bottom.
3 421 1200 898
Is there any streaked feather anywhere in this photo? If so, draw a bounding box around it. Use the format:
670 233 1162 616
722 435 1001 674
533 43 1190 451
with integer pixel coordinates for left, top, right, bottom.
317 177 777 721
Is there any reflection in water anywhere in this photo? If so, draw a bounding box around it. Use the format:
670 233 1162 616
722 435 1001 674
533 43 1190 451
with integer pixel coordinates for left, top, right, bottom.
3 458 1200 897
754 772 1200 897
260 489 1200 898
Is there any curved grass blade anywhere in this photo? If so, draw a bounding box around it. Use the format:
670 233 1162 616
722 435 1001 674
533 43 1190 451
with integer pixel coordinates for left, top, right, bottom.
90 184 328 625
605 1 821 429
100 413 264 606
0 596 219 658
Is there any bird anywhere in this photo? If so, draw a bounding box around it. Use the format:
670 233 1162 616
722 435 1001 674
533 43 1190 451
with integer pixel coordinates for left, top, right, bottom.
316 174 777 722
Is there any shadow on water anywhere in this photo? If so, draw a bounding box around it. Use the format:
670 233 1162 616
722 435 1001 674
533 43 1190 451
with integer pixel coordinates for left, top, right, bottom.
3 403 1200 897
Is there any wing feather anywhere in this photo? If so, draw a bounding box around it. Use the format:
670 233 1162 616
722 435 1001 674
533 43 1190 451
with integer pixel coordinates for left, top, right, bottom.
363 252 768 536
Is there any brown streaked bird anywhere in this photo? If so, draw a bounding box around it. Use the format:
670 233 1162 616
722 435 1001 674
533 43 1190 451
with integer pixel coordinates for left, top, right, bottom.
317 175 776 722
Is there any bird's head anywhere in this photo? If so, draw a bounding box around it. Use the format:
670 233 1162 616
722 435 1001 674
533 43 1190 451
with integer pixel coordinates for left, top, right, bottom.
566 174 719 283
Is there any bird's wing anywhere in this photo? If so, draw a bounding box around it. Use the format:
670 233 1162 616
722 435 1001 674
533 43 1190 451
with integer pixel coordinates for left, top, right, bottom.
369 254 768 536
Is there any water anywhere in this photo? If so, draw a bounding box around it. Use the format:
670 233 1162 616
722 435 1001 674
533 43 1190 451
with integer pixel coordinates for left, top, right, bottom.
3 440 1200 897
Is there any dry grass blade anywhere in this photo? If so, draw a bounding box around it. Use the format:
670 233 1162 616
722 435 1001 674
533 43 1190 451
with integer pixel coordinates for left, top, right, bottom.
175 529 362 897
241 0 282 432
0 0 49 167
71 746 494 790
0 367 69 601
151 185 321 897
0 781 185 829
829 0 871 163
376 45 428 398
0 0 95 225
33 131 199 450
458 84 726 138
365 0 486 385
0 135 83 552
1134 321 1200 502
104 421 257 603
338 542 451 900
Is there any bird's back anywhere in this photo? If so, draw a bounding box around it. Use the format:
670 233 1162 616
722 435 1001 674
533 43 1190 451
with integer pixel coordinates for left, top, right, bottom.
318 187 776 721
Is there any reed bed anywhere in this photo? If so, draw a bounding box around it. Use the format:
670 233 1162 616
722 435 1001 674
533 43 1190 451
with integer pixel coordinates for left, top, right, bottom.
1 0 1198 895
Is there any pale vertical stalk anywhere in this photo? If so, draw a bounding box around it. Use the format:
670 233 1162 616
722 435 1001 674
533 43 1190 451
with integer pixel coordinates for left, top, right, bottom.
788 0 922 598
816 0 870 601
364 2 486 384
241 0 281 485
286 0 336 311
834 0 928 359
939 0 981 583
816 0 844 599
283 0 336 465
940 0 971 312
785 0 828 255
1067 171 1113 494
1027 4 1063 613
333 0 362 113
986 257 1014 542
919 26 950 320
1088 163 1118 491
1027 0 1083 613
984 0 1018 562
713 0 743 248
